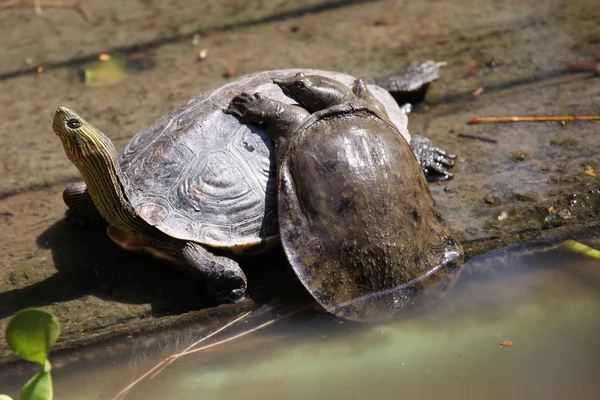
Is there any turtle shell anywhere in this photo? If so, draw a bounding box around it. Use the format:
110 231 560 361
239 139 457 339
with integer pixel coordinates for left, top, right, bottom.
119 69 411 251
277 102 463 322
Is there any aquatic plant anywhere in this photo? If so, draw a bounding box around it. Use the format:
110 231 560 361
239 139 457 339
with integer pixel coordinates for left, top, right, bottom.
1 308 60 400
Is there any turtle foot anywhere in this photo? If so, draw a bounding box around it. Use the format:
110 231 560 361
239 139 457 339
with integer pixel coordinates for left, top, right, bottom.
224 92 267 123
409 135 456 180
367 60 447 106
181 241 248 302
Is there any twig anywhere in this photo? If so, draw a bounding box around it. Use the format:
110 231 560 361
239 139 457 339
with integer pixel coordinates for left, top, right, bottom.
564 60 600 75
1 0 93 22
457 132 497 143
112 311 251 400
112 306 309 400
468 115 600 124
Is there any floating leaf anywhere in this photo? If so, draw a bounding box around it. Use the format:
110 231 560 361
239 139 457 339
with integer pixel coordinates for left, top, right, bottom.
19 367 53 400
82 56 129 86
6 309 60 365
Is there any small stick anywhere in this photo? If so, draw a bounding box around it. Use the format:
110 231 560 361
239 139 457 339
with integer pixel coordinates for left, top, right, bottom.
148 310 253 379
469 115 600 124
112 311 251 400
457 132 497 143
565 60 600 75
112 306 309 400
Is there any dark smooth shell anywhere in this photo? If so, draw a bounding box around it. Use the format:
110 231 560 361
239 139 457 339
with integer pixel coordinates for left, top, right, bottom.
278 104 463 322
118 70 410 250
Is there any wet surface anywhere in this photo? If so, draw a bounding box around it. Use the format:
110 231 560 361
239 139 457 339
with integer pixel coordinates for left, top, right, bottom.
1 0 599 360
2 233 599 399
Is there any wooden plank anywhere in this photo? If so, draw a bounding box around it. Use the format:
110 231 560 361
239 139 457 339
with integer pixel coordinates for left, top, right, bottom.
0 0 352 77
1 0 599 360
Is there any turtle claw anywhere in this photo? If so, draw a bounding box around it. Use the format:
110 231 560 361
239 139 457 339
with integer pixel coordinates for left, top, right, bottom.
224 92 266 123
409 134 457 180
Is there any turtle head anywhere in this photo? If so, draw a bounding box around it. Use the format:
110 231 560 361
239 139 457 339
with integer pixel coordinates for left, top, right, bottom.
273 72 314 101
53 106 139 235
53 106 117 165
273 73 354 113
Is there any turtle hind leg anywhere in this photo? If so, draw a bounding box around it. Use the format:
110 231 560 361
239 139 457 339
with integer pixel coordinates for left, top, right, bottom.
180 241 248 302
365 61 446 106
63 181 104 227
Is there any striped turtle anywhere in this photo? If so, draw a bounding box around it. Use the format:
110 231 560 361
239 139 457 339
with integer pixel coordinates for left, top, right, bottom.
53 63 454 302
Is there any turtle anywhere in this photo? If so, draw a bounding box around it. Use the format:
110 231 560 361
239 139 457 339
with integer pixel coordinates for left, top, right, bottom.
224 73 464 321
53 62 456 303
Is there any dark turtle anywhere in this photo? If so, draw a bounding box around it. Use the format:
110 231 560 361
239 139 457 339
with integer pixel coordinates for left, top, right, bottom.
225 73 464 321
53 63 455 303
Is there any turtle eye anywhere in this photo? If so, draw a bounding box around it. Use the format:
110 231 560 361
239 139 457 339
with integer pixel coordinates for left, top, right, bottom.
66 118 82 129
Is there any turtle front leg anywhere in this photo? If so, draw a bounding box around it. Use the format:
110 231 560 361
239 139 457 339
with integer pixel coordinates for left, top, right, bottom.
225 92 309 149
409 135 456 180
63 181 104 227
180 241 248 302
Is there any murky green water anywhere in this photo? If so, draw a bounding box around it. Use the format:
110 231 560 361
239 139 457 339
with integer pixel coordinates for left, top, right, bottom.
3 240 599 399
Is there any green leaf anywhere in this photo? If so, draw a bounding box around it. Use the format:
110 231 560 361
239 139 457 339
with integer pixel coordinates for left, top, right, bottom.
5 309 60 365
19 370 53 400
0 394 15 400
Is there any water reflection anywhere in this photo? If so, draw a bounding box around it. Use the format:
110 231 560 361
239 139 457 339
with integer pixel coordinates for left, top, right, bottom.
2 239 599 400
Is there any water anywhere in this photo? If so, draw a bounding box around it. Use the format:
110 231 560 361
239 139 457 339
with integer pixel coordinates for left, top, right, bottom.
3 239 599 399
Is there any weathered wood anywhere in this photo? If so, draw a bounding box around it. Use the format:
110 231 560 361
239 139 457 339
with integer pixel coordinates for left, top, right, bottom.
1 0 599 360
0 0 356 77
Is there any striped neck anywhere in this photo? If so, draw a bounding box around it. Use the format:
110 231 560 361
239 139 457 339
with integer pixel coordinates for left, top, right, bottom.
53 107 144 235
75 134 140 232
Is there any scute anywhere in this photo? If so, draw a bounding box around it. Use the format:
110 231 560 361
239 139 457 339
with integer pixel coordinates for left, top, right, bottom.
118 69 410 248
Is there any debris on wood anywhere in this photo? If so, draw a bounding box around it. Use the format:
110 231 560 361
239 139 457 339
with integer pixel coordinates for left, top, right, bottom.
564 60 600 75
128 52 146 61
198 49 208 61
457 132 497 143
373 17 392 26
465 61 478 77
82 57 129 86
472 87 484 97
584 165 596 177
192 34 200 46
483 194 498 205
